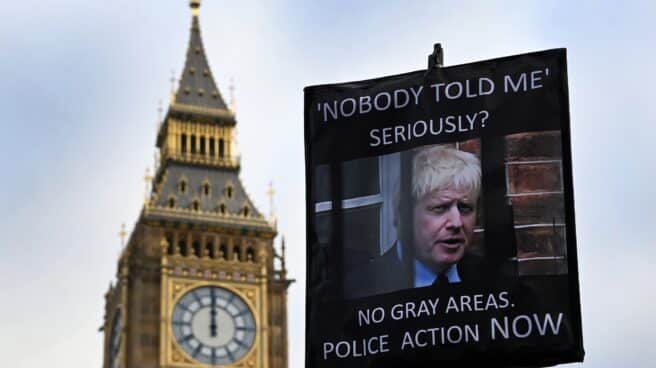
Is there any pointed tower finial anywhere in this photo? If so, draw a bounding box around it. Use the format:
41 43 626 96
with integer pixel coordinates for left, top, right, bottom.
119 223 127 248
144 168 153 203
232 126 240 158
169 69 177 100
266 181 275 219
229 77 236 112
157 99 163 128
190 0 201 16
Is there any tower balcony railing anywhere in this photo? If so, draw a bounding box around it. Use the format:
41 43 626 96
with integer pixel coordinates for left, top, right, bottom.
161 147 240 169
143 202 277 233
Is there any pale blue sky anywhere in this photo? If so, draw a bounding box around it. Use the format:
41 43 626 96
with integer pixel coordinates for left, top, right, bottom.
1 1 654 367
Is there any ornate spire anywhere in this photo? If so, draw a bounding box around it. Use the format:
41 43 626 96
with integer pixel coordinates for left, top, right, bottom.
144 168 153 203
266 181 275 219
118 223 127 248
169 70 176 99
173 0 229 113
228 77 237 113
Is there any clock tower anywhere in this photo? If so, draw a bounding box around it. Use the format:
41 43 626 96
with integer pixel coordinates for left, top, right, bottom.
101 2 292 368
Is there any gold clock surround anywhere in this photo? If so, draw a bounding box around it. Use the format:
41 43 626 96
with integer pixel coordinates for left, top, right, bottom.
161 275 267 367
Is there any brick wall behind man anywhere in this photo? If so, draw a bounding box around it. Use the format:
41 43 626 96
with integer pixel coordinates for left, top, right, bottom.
505 131 567 275
458 131 568 276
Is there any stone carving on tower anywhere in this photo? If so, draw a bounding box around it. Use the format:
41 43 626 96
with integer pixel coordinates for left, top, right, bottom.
100 2 292 368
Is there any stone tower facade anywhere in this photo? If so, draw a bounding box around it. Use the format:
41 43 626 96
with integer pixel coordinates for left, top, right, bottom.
101 2 292 368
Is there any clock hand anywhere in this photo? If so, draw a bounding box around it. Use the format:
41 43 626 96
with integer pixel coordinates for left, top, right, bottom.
210 289 217 337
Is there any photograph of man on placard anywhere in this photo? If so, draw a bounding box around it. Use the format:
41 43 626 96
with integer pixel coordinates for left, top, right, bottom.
342 145 485 299
314 133 568 300
406 146 483 285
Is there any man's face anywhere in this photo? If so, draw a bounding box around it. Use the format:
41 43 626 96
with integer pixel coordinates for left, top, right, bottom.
412 187 477 273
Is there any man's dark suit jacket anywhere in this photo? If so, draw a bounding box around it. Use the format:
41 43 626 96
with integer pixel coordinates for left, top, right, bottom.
344 243 487 299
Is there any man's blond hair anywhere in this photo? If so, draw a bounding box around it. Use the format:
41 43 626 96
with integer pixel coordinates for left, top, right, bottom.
393 145 481 231
412 146 481 200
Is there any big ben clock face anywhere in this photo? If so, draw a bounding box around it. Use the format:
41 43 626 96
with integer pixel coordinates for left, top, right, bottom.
172 286 256 365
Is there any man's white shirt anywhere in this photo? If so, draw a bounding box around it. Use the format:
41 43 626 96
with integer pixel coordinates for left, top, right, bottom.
414 259 461 287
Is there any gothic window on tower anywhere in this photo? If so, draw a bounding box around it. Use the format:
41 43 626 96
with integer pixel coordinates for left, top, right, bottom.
233 245 241 261
219 138 225 157
168 196 176 208
225 184 233 198
219 243 228 260
178 179 187 194
190 135 197 154
165 232 174 255
209 137 215 156
181 134 187 154
218 202 226 214
192 199 200 211
202 181 211 196
200 136 206 155
246 247 255 262
206 240 214 258
178 236 188 257
243 205 250 217
192 239 201 257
